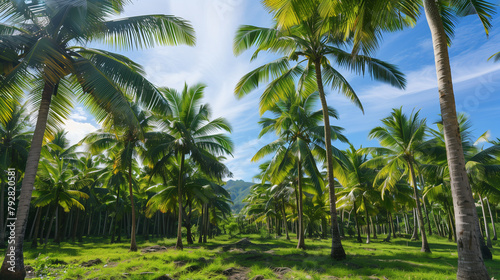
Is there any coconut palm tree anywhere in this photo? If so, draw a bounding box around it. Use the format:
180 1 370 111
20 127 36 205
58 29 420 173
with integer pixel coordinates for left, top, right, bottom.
420 1 495 275
234 6 405 259
151 83 233 250
0 0 195 277
84 104 158 251
365 108 431 252
252 89 347 249
336 145 379 244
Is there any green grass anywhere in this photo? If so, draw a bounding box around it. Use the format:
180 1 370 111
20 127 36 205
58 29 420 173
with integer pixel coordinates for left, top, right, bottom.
3 234 499 279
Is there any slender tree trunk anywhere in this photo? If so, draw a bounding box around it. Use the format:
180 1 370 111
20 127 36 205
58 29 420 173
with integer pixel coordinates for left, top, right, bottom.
353 201 362 243
485 198 497 240
383 213 392 242
411 208 418 240
31 208 42 249
297 160 305 249
28 208 39 242
423 196 432 236
478 194 492 248
364 201 370 244
314 61 345 260
0 82 54 279
294 186 299 240
282 198 289 240
186 200 193 244
111 185 121 244
372 217 377 239
72 209 80 242
408 161 430 252
127 164 137 251
44 205 57 248
176 153 185 250
423 0 489 278
198 206 204 243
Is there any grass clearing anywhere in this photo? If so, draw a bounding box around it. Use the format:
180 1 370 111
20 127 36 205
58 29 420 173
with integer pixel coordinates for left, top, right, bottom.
4 234 498 279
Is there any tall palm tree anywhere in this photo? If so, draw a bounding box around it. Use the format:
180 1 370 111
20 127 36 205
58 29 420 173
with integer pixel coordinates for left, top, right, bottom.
234 8 405 259
336 145 379 244
84 104 156 251
151 83 233 250
0 1 195 277
252 89 346 249
365 108 431 252
420 1 495 276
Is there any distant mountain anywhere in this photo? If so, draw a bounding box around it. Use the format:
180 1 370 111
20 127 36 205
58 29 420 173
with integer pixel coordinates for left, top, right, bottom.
224 179 255 213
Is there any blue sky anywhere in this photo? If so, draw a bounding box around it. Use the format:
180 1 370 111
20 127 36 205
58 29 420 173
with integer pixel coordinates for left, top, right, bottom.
66 0 500 182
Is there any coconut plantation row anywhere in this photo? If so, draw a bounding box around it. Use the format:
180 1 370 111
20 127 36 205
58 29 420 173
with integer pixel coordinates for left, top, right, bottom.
0 0 499 280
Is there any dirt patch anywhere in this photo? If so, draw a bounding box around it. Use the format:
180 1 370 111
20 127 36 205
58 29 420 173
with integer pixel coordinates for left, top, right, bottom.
142 245 169 253
81 258 102 267
223 267 251 280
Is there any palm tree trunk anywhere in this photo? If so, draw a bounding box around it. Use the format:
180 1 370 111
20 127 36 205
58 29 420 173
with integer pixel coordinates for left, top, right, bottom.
411 208 418 240
314 61 345 260
0 82 54 279
353 200 362 243
282 198 290 240
423 197 432 236
408 160 430 252
372 217 377 239
364 201 370 244
485 198 497 240
30 208 42 249
186 200 193 244
128 164 137 251
478 194 492 248
111 185 121 244
294 185 299 240
72 209 80 242
176 153 185 250
297 160 305 249
383 213 392 242
423 0 489 278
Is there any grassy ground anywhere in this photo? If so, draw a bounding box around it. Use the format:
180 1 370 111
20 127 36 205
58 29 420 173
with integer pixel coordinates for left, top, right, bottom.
3 233 499 280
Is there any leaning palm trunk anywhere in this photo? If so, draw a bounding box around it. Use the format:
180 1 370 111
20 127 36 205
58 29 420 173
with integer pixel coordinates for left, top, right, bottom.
408 161 430 252
478 194 492 248
0 82 54 279
176 153 185 250
128 164 137 251
423 0 489 278
314 62 346 260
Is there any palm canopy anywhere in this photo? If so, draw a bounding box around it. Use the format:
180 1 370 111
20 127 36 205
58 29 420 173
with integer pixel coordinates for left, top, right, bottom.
363 108 427 193
252 89 347 192
154 83 234 179
261 0 494 51
233 10 406 115
0 0 195 129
